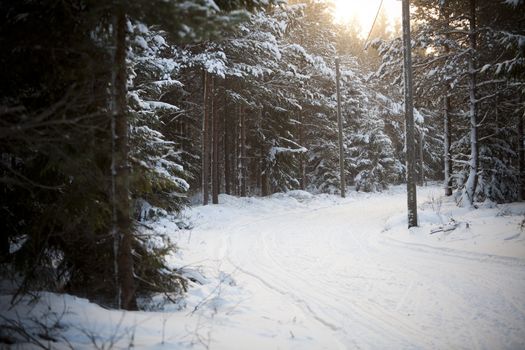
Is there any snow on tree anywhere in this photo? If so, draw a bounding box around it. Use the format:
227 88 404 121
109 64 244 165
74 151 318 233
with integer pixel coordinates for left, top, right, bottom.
128 22 190 217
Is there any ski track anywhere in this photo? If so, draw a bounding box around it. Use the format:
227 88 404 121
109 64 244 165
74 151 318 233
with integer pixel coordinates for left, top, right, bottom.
187 190 525 349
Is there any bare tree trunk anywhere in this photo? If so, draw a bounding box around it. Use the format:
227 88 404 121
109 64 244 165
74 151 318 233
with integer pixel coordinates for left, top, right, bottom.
217 106 223 195
202 71 210 205
519 107 525 201
212 78 219 204
0 235 8 261
495 95 500 127
298 113 306 190
233 106 239 195
402 0 418 228
335 58 346 198
1 173 10 257
256 110 264 195
110 18 119 309
256 158 261 191
177 117 184 153
444 95 453 196
256 150 262 192
419 132 424 186
441 5 453 196
464 0 478 206
239 105 247 197
261 169 269 196
260 142 269 196
224 106 231 195
112 7 136 310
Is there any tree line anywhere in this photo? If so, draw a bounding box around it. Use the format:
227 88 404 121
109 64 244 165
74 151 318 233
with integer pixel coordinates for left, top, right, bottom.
373 0 525 205
1 0 523 309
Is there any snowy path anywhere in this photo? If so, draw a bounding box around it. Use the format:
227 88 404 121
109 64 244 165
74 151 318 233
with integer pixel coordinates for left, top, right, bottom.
177 187 525 349
4 187 524 349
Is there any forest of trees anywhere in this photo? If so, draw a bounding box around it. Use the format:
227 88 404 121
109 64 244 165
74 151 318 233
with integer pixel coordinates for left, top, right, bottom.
1 0 524 310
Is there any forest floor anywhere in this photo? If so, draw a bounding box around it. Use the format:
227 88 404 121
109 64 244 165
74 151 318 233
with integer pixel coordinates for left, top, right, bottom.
2 184 525 349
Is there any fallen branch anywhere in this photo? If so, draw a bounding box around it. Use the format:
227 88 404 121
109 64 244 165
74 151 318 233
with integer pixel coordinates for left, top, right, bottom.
430 220 458 235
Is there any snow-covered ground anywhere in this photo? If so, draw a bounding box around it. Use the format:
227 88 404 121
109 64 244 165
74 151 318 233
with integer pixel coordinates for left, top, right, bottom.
2 185 525 349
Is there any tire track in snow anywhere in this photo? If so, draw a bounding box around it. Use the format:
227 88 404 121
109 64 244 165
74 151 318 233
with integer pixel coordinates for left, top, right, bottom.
375 233 525 318
197 189 525 349
380 236 525 267
226 256 342 333
205 204 351 345
372 231 525 349
226 205 447 349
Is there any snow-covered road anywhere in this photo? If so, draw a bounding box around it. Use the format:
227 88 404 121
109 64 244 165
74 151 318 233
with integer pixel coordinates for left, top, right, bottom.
4 186 524 349
174 187 525 349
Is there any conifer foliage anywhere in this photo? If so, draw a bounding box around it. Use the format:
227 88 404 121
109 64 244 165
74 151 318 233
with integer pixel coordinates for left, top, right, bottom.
373 0 525 204
1 0 523 308
0 0 280 308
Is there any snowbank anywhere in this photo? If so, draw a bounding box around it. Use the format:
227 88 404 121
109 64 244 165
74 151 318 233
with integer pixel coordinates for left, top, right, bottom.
383 189 525 260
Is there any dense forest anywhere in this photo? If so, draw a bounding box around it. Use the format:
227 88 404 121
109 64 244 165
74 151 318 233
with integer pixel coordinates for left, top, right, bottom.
1 0 524 313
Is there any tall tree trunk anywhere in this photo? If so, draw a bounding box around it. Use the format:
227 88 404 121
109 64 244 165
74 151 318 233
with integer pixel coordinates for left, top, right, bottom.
1 156 11 257
257 110 266 196
224 105 231 195
177 118 184 152
443 95 453 196
519 107 525 201
1 176 9 257
402 0 418 228
261 167 269 196
297 33 307 191
233 106 239 195
464 0 478 206
298 113 306 190
212 78 219 204
217 108 223 195
495 95 500 127
419 132 424 186
239 105 247 197
260 142 269 196
112 7 136 310
256 149 262 192
336 58 346 198
202 71 210 205
441 4 453 196
0 237 8 261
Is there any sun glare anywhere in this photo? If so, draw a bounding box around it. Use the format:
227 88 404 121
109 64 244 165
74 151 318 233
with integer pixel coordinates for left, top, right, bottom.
331 0 402 38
